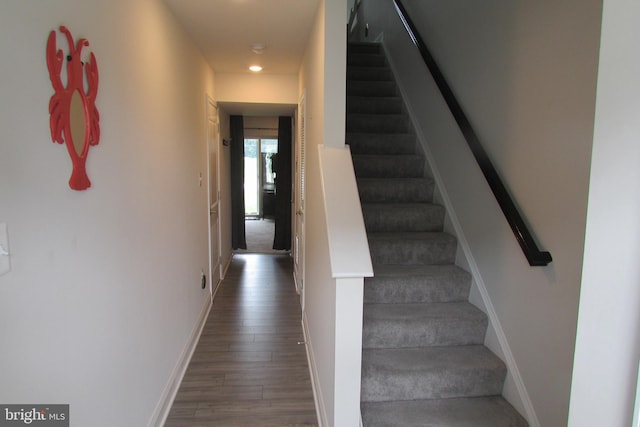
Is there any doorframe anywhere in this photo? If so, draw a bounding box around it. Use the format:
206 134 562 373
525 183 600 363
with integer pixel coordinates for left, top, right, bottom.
293 90 307 308
206 95 222 296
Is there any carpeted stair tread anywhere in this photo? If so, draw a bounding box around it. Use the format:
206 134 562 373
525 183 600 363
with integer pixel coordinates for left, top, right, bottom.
368 232 457 265
347 113 409 133
364 264 471 303
363 203 445 232
348 52 386 67
347 96 403 114
348 42 383 54
352 154 424 178
357 178 435 203
361 345 507 402
363 302 488 348
347 80 398 97
347 66 394 81
347 133 416 155
361 396 529 427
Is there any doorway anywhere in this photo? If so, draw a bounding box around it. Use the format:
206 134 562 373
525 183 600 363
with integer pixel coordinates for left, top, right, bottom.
230 115 293 254
243 137 280 253
244 138 278 219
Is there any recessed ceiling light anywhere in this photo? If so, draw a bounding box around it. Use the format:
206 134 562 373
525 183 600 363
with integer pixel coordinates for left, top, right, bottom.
249 65 263 72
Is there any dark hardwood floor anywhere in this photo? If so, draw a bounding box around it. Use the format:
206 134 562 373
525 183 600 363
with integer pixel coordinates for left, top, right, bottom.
165 254 317 427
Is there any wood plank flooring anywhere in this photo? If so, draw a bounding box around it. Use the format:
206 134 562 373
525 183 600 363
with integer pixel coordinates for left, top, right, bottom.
165 254 317 427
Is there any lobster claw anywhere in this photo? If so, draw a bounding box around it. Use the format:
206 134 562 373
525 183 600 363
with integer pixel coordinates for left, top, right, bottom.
46 30 64 92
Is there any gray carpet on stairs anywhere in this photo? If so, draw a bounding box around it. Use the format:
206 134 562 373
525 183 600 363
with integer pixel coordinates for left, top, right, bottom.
348 42 528 427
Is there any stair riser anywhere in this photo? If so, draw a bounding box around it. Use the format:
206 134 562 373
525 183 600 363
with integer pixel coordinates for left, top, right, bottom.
368 237 457 265
353 156 424 178
357 179 434 203
347 134 415 155
361 363 506 402
362 316 487 348
363 204 445 232
348 43 383 55
348 53 386 67
347 97 403 114
361 398 529 427
362 301 487 349
347 115 409 133
364 276 470 303
347 67 393 81
347 81 397 97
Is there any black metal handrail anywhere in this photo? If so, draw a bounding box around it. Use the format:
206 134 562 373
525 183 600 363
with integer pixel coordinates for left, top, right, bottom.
393 0 552 266
348 0 361 35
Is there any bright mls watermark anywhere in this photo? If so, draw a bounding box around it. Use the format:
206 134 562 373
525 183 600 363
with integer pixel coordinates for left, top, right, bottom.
0 405 68 426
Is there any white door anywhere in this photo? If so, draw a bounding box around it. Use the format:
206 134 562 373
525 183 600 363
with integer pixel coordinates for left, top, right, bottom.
207 96 221 294
294 92 306 305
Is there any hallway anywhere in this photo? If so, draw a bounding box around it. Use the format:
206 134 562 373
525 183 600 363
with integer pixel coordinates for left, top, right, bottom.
238 219 290 254
165 254 317 426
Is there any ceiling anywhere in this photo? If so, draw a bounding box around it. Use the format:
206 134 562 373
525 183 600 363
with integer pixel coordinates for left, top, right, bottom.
163 0 320 75
163 0 320 116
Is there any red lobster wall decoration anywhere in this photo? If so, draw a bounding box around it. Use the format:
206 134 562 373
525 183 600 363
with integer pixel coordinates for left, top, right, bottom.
46 26 100 190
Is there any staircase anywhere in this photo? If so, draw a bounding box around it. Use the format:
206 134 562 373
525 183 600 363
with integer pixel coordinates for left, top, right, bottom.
347 42 528 427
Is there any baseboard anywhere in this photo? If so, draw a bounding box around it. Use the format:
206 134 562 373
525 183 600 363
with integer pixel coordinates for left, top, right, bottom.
293 270 301 295
382 42 540 427
147 296 212 427
302 312 327 427
211 254 233 299
221 253 233 280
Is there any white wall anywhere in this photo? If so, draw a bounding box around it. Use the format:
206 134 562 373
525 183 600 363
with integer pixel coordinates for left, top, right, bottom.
0 1 215 426
298 0 350 424
299 3 334 424
322 0 347 148
216 72 298 105
568 0 640 424
356 1 601 426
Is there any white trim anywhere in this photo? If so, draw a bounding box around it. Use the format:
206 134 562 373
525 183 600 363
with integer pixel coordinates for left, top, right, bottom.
382 42 540 427
220 252 233 281
633 359 640 427
302 312 327 427
318 145 373 279
147 296 212 427
205 95 222 297
294 90 307 303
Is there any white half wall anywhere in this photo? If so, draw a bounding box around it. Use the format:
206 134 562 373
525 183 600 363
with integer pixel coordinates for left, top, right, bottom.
0 1 215 426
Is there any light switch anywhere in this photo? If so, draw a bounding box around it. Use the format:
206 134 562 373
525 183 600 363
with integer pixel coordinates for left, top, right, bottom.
0 222 10 276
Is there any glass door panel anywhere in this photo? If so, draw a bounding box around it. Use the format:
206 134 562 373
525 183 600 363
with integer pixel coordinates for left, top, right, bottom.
244 139 259 217
245 138 278 218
